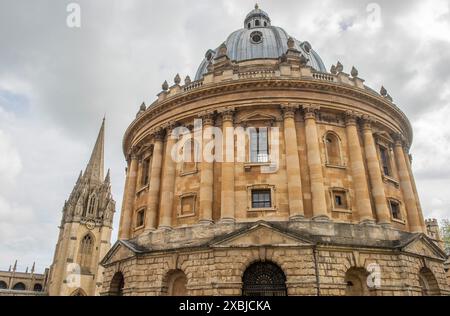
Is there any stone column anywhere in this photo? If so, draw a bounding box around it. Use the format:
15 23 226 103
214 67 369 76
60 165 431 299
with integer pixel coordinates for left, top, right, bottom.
282 104 304 220
220 109 235 223
118 154 138 239
199 114 215 224
404 153 426 232
345 111 374 223
159 126 178 230
393 135 422 233
303 105 328 220
362 117 391 225
145 131 164 231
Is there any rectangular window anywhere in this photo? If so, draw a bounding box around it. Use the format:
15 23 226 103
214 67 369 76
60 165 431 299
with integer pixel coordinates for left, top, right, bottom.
250 128 269 163
182 141 198 174
251 189 272 209
136 209 145 228
379 146 391 177
180 195 196 216
333 191 348 209
389 201 401 220
141 158 151 186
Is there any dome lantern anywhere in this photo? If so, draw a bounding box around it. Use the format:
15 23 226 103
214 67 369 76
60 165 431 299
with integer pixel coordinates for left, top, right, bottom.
244 4 271 29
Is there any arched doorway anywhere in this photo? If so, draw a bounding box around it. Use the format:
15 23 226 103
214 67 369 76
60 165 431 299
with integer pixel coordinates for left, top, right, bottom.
33 283 43 292
109 272 125 296
418 267 440 296
12 282 26 291
242 261 287 296
345 267 369 296
70 288 87 296
165 270 188 296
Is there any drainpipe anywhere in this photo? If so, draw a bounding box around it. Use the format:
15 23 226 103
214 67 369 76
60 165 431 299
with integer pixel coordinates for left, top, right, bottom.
313 245 321 296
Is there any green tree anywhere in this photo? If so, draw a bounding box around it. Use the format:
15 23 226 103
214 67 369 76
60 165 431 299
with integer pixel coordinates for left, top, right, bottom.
440 219 450 254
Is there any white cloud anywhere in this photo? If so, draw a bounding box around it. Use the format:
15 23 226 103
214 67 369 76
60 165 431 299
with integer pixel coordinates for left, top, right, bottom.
0 129 22 187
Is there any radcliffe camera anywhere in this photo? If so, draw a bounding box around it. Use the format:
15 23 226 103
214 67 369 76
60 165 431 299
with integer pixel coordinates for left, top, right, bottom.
0 0 449 308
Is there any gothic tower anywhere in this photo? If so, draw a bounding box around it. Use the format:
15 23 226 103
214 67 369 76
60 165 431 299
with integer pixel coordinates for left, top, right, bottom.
48 119 115 296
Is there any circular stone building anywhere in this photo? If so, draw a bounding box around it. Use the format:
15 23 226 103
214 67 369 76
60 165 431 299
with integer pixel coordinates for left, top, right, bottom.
101 6 449 296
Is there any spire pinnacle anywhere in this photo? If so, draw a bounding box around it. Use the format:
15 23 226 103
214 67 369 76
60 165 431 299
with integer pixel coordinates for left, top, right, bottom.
255 3 259 10
105 168 111 183
84 119 105 182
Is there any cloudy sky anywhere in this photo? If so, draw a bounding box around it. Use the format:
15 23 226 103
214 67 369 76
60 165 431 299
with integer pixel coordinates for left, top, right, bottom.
0 0 449 273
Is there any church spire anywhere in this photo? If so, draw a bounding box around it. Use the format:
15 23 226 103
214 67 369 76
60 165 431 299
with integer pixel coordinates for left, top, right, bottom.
84 118 105 182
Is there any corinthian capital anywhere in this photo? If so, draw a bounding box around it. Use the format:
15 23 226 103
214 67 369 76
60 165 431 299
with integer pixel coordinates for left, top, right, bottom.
219 107 235 123
302 104 320 120
361 115 376 130
281 104 298 120
392 133 409 148
152 128 165 141
199 111 215 126
344 110 361 126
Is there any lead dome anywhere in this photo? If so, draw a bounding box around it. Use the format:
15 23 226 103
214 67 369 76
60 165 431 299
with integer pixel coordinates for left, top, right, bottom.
195 5 327 80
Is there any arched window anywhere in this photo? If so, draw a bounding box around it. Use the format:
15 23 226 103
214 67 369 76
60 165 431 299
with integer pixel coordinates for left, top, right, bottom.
79 234 94 272
324 132 342 166
87 194 98 216
255 20 260 26
12 282 26 291
109 272 125 296
418 267 440 296
33 283 43 292
242 261 287 296
164 270 188 296
0 280 7 289
71 288 87 296
345 267 369 296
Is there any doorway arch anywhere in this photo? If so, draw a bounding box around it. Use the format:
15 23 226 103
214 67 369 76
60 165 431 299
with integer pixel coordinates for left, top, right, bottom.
418 267 440 296
344 267 370 296
242 261 287 296
109 272 125 296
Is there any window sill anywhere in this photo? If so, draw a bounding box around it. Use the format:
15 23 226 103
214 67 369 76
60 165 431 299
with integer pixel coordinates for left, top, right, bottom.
391 218 406 225
247 207 277 213
383 175 400 188
136 185 149 195
177 213 196 219
180 169 198 177
244 162 271 170
326 163 347 170
332 208 352 214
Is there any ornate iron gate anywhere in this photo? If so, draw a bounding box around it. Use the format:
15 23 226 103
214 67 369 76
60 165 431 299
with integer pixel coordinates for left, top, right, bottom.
242 262 287 296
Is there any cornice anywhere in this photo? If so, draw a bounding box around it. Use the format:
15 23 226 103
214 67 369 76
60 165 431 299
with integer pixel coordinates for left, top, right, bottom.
122 78 413 155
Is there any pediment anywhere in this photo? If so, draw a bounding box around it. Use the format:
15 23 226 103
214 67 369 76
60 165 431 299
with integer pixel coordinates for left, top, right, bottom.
401 235 447 260
100 240 139 266
211 222 313 248
237 112 278 125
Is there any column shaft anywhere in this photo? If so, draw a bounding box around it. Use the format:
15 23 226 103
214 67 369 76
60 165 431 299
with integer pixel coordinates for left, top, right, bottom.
159 129 177 229
394 139 422 232
145 135 163 231
220 110 235 223
199 117 214 224
404 153 426 232
118 157 138 239
283 106 304 219
345 114 374 223
362 120 391 224
304 106 328 220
